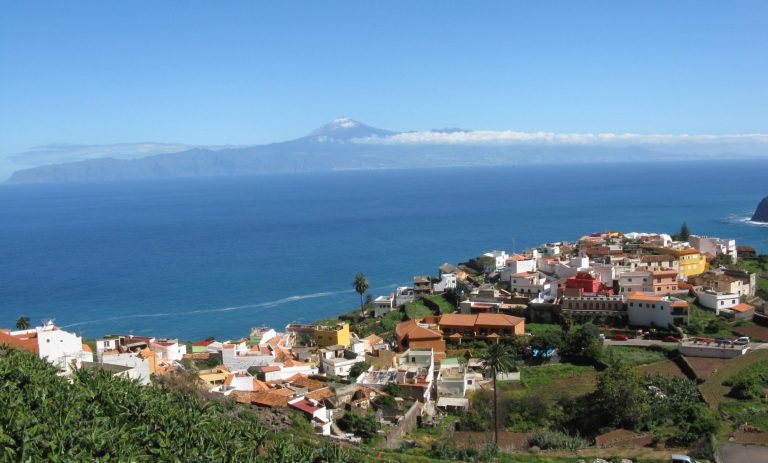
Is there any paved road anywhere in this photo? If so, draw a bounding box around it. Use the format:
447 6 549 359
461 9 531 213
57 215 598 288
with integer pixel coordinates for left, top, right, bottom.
603 339 670 347
718 442 768 463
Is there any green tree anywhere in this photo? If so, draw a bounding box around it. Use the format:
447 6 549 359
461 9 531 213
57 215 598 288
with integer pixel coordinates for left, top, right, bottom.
558 311 574 334
349 361 370 379
674 222 690 242
480 342 517 446
561 323 602 363
594 362 649 429
15 316 30 330
353 273 369 315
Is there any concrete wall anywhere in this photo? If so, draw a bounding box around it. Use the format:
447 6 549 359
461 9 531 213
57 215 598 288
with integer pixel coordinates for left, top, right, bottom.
379 401 421 449
680 344 748 359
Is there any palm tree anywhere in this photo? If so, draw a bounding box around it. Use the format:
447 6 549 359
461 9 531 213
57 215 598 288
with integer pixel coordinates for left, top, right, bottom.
480 342 516 447
353 273 369 316
15 316 30 330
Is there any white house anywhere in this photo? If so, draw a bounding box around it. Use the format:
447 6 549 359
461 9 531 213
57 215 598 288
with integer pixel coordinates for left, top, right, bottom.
619 270 653 297
590 263 616 286
627 292 689 328
396 347 435 402
149 338 187 362
395 287 416 306
432 273 457 293
436 357 482 398
222 343 274 371
508 272 551 299
697 290 740 315
259 362 319 381
538 243 562 257
556 256 590 279
288 397 333 436
690 235 737 262
374 294 395 317
98 351 153 385
0 321 93 375
501 255 537 279
319 346 366 377
483 250 509 271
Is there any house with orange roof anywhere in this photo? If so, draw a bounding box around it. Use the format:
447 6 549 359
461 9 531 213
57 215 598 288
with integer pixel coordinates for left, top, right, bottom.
0 320 93 375
627 292 689 327
438 313 525 342
394 319 445 352
233 390 293 408
723 302 755 320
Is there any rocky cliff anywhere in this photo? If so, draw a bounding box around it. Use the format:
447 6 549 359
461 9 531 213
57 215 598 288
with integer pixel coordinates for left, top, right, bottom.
752 196 768 222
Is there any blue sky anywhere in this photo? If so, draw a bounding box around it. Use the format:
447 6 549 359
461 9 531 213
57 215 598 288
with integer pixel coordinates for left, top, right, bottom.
1 1 767 176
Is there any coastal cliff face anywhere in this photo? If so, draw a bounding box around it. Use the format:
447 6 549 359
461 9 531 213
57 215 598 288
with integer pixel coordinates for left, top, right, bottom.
752 196 768 222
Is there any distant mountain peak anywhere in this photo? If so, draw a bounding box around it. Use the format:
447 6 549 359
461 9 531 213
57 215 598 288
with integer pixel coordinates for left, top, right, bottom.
305 118 396 142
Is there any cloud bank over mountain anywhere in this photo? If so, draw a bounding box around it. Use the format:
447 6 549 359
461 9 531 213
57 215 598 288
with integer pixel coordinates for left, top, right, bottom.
355 130 768 148
5 118 768 184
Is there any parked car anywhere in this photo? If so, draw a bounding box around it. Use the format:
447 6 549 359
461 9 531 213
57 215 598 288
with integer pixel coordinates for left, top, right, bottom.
612 333 629 341
671 454 699 463
734 336 751 345
664 335 681 343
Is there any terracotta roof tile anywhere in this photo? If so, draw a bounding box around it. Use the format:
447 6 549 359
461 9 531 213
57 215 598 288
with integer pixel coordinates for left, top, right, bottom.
732 303 754 313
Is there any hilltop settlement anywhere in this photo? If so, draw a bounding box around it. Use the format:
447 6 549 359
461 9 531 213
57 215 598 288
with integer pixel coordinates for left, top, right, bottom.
4 229 768 462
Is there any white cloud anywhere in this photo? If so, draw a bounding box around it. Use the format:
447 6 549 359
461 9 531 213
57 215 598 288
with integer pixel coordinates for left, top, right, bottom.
353 130 768 147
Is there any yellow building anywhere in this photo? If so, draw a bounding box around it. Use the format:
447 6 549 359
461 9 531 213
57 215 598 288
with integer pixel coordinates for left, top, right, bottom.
654 248 707 277
313 323 351 347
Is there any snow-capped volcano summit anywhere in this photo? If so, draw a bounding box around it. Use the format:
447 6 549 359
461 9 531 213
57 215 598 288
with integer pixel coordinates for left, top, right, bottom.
306 117 396 142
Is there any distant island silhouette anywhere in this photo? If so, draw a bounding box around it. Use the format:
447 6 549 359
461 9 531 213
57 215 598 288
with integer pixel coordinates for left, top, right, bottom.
752 196 768 222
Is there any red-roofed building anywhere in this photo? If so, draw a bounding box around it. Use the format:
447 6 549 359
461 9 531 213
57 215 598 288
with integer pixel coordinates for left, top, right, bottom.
565 272 603 295
288 397 332 435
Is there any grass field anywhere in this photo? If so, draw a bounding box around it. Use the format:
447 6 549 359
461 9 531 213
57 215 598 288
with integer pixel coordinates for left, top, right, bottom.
637 360 688 379
719 400 768 432
405 300 434 319
424 294 456 314
508 363 598 399
683 356 729 381
699 349 768 407
602 346 671 367
525 323 564 337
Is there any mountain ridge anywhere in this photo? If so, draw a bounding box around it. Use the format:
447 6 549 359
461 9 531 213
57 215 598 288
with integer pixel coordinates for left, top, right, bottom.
5 119 760 184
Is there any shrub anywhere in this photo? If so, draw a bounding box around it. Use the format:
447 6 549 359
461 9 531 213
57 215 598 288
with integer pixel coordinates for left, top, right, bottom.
336 412 378 441
528 430 588 450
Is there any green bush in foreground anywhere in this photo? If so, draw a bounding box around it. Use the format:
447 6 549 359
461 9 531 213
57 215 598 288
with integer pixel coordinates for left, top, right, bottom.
527 430 588 450
0 346 356 462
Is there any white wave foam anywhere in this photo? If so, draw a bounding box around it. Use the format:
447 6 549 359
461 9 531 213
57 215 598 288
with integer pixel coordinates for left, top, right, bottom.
62 289 352 329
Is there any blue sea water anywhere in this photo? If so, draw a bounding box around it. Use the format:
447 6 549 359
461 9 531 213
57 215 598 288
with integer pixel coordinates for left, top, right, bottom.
1 160 767 341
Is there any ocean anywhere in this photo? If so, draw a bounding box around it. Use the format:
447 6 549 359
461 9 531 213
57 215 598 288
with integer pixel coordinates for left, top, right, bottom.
1 160 767 341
